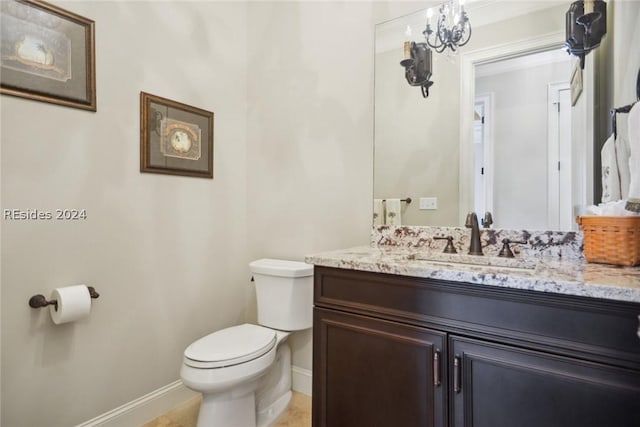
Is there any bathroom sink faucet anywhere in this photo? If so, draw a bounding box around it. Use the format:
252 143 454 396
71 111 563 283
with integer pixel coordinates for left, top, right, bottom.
465 212 483 256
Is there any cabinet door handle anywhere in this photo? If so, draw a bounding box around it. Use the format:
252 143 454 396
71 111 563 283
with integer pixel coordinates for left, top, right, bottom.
454 355 461 393
433 350 441 386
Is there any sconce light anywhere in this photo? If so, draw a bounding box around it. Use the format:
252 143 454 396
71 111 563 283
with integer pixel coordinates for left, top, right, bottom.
400 42 434 98
565 0 607 69
423 0 472 53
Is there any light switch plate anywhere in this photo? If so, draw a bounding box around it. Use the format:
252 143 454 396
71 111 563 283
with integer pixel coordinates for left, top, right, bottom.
419 197 438 210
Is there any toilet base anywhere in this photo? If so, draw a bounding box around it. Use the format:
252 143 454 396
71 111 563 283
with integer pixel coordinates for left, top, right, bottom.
255 341 292 426
197 388 256 427
257 390 292 427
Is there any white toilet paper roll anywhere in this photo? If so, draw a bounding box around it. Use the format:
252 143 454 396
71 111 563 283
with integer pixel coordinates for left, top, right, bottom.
49 285 92 325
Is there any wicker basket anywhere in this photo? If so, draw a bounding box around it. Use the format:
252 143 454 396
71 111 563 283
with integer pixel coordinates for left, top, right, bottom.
577 216 640 266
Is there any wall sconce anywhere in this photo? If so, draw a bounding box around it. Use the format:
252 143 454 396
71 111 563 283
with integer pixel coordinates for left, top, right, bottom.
565 0 607 69
400 42 434 98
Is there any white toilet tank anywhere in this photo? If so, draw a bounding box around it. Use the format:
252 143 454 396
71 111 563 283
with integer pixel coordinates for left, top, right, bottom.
249 259 314 331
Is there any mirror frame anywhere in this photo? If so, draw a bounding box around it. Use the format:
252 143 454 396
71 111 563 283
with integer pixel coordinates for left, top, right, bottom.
457 30 595 227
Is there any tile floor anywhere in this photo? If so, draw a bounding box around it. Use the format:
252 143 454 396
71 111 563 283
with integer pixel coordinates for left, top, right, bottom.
142 392 311 427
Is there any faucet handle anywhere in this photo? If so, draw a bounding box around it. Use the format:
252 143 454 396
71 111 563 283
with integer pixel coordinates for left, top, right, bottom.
434 236 457 254
498 238 528 258
481 211 493 228
465 212 477 228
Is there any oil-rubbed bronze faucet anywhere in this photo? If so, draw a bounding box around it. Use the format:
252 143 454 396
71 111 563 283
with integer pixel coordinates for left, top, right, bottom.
465 212 483 256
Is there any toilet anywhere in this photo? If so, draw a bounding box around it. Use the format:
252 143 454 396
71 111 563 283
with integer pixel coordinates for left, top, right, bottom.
180 259 313 427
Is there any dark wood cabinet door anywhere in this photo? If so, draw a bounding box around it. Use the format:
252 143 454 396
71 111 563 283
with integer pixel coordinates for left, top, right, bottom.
313 307 447 427
450 335 640 427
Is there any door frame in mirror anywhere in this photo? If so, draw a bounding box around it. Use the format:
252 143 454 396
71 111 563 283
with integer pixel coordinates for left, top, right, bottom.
458 30 594 228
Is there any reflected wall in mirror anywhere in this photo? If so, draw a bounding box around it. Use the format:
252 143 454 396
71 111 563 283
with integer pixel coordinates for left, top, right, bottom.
374 0 640 230
457 33 586 231
471 50 573 230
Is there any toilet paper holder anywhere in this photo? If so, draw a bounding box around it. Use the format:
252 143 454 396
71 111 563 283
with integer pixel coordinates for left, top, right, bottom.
28 286 100 311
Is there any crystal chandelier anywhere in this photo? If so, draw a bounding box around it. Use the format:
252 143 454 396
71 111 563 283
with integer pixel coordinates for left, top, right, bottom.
423 0 472 53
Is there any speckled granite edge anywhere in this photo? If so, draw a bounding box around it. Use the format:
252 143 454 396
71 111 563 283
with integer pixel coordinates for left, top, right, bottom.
371 225 584 261
305 246 640 303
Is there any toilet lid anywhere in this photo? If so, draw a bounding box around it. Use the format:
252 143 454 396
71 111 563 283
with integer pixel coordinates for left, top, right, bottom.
184 324 276 369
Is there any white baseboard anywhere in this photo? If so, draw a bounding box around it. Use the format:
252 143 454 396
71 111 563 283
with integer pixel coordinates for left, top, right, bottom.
76 380 198 427
291 365 312 397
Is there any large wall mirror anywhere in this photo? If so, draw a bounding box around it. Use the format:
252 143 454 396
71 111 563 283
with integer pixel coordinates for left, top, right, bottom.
374 0 639 231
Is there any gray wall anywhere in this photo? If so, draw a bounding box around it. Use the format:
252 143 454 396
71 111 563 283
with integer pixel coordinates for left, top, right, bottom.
374 48 461 226
244 0 426 375
1 2 249 426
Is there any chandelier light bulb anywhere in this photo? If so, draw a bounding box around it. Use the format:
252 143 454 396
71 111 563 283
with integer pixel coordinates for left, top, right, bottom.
404 25 413 59
584 0 595 14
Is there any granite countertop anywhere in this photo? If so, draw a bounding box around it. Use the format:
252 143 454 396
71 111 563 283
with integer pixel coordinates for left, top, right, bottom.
305 245 640 304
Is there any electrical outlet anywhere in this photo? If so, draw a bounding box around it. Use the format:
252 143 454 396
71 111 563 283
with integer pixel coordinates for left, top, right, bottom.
419 197 438 210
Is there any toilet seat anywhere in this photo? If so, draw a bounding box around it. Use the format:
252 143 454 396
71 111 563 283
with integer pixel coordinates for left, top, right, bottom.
184 324 276 369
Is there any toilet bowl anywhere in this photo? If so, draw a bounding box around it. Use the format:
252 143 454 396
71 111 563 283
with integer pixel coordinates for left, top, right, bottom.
180 259 313 427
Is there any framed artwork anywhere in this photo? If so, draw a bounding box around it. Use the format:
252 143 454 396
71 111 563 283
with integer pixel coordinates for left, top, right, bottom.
140 92 214 179
0 0 96 111
570 61 582 107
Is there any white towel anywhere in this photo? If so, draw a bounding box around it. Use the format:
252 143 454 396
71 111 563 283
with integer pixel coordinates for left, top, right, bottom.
616 135 631 199
601 135 621 202
385 199 402 226
373 199 384 226
615 117 632 199
626 102 640 212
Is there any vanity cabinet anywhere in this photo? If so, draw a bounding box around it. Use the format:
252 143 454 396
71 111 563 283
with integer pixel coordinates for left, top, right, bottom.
449 336 640 427
312 266 640 427
314 307 446 427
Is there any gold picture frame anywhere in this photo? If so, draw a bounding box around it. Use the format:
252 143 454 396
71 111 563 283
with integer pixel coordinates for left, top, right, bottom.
0 0 96 111
140 92 214 179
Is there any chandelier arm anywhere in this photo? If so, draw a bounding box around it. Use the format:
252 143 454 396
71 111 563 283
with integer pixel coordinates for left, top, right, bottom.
424 29 445 50
426 38 443 50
